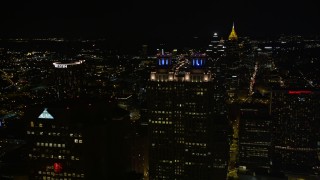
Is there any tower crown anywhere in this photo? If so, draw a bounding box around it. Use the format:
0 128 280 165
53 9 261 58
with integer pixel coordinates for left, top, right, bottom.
191 53 207 68
157 50 172 67
228 22 238 41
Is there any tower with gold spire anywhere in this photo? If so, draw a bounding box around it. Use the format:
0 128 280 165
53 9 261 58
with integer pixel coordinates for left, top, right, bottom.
225 22 240 58
228 22 238 41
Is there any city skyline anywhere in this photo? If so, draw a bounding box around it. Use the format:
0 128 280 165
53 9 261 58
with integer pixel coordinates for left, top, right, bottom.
1 1 320 180
1 29 320 179
1 1 320 44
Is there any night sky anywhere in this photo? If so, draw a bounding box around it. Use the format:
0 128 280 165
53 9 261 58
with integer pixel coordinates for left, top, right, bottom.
1 1 320 49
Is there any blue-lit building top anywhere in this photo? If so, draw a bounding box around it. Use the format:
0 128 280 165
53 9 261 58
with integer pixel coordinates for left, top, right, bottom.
190 53 207 68
147 51 228 179
150 52 211 83
157 53 172 67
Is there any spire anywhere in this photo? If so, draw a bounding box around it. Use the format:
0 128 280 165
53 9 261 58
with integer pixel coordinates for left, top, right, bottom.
228 22 238 41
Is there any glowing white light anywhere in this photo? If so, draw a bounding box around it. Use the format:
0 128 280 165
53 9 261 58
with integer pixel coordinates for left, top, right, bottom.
185 73 190 81
204 75 208 82
53 60 85 68
150 72 156 81
38 108 54 119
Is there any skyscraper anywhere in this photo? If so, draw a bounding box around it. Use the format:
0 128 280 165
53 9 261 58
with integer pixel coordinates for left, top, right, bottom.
228 23 238 41
147 53 229 179
207 32 224 57
141 45 148 59
271 90 320 177
25 99 131 179
225 22 239 58
52 60 85 99
238 104 272 175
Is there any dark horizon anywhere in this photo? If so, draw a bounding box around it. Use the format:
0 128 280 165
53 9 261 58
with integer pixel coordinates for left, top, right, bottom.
1 1 320 53
2 2 320 35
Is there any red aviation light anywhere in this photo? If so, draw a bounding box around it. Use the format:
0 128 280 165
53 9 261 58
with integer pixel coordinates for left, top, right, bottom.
288 90 312 95
54 162 63 173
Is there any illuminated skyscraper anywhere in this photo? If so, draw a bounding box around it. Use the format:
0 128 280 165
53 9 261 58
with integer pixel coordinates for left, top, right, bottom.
226 22 239 58
207 32 222 57
147 53 229 179
228 22 238 41
25 99 130 179
271 90 320 176
52 60 85 99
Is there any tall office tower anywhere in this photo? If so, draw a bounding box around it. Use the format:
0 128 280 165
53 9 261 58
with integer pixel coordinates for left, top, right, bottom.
141 45 148 59
238 104 272 175
271 90 320 176
52 60 85 99
216 38 226 56
207 32 220 57
228 22 238 41
147 53 229 179
225 22 239 58
24 99 131 179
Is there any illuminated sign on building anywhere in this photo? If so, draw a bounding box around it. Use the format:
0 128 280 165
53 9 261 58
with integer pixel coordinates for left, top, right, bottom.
288 90 312 95
54 64 68 68
54 162 63 173
53 60 85 69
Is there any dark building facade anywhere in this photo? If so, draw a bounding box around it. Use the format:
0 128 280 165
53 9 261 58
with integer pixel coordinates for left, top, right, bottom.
147 53 229 179
24 99 131 179
0 114 28 179
238 105 272 174
271 90 320 176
